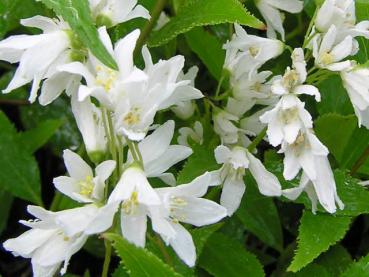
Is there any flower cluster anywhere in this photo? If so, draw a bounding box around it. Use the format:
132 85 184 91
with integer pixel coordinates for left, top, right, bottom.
1 0 369 275
0 0 225 275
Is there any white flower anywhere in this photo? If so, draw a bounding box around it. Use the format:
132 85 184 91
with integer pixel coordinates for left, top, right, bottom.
108 165 161 247
0 16 78 104
341 65 369 129
3 205 88 277
231 70 278 106
53 149 116 203
255 0 303 40
283 156 344 214
260 95 313 146
113 47 202 141
214 145 281 215
315 0 356 33
213 109 240 145
170 66 202 120
153 172 227 267
129 120 193 185
223 24 284 76
240 106 271 137
178 121 204 147
279 131 329 181
71 94 107 160
271 48 320 99
312 25 355 71
59 28 147 110
89 0 150 27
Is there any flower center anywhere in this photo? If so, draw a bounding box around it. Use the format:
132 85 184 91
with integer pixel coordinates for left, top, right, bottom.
79 175 94 197
279 107 299 124
249 46 260 57
282 69 300 89
95 65 117 92
320 52 334 66
122 191 139 215
123 107 141 126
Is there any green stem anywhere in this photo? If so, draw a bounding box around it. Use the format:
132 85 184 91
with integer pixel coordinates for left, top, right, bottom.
215 74 225 98
117 137 124 177
102 240 112 277
303 7 318 49
247 127 267 153
127 139 140 163
134 0 168 56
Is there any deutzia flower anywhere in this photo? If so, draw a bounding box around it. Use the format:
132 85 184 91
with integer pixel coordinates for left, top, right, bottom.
223 24 284 76
214 145 281 215
260 95 313 146
107 165 161 247
89 0 150 28
341 64 369 128
213 109 240 145
312 25 355 71
279 131 328 181
129 120 193 185
283 157 344 214
255 0 303 40
178 121 204 147
113 47 202 141
0 16 78 104
71 94 107 162
59 28 146 110
53 149 116 203
260 48 319 146
153 172 227 267
3 206 88 277
231 70 278 107
170 66 201 120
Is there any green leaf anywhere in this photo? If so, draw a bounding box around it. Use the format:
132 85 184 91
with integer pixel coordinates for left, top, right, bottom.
105 233 182 277
0 189 13 235
112 265 129 277
316 76 353 116
0 0 46 38
199 233 264 277
236 174 283 251
286 264 331 277
177 142 219 184
38 0 118 69
288 210 351 272
148 0 265 47
341 253 369 277
20 97 82 155
19 119 63 153
185 27 225 81
0 111 42 205
191 223 223 257
316 245 352 276
314 114 357 164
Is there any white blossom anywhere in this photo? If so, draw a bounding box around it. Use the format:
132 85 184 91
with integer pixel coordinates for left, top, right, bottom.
171 66 201 120
128 120 193 185
3 206 88 277
214 145 281 215
283 156 344 214
341 65 369 129
0 16 78 104
107 165 161 247
71 94 107 160
312 25 355 71
53 149 116 203
255 0 303 40
89 0 150 27
178 121 204 147
223 24 284 77
279 131 328 181
153 172 227 267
